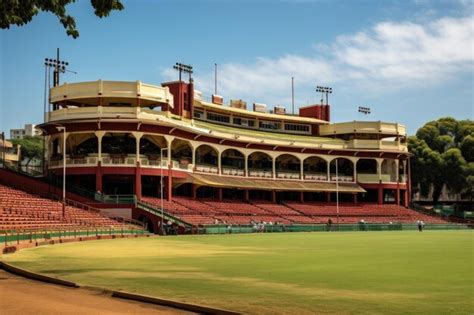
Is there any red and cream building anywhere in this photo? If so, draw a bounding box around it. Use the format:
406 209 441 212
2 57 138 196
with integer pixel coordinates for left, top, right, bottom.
39 79 410 207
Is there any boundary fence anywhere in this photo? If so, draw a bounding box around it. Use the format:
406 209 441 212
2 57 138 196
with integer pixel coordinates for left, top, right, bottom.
202 223 470 234
1 227 148 248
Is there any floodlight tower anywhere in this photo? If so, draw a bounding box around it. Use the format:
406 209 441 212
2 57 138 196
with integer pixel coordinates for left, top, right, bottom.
43 49 70 175
173 62 193 83
358 106 371 115
44 48 69 87
316 86 332 105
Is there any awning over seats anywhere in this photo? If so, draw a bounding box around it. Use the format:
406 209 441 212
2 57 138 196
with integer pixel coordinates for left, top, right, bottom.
177 173 365 193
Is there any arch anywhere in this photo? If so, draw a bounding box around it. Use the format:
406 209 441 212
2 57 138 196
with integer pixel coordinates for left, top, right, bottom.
67 133 97 157
248 151 273 178
195 144 218 166
171 139 192 161
330 158 354 181
171 139 193 169
102 132 135 155
195 144 219 174
221 148 245 176
140 135 166 155
303 156 327 181
276 154 301 179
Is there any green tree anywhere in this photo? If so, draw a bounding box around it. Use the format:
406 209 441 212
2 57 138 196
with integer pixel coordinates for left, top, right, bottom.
409 117 474 203
11 135 43 169
0 0 124 38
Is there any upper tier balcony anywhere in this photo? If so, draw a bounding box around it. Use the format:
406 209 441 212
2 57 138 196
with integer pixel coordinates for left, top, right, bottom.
44 106 407 153
319 121 407 138
49 80 174 108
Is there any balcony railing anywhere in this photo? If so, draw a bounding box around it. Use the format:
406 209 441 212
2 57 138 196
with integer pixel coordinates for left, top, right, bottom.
222 167 245 176
49 155 98 168
304 173 328 181
171 160 193 171
276 171 301 180
330 175 354 182
102 155 136 166
195 164 219 174
46 154 407 185
140 158 168 168
248 169 272 178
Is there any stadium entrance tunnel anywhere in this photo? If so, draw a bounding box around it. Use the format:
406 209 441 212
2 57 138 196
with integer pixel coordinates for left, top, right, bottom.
103 175 134 195
137 215 156 233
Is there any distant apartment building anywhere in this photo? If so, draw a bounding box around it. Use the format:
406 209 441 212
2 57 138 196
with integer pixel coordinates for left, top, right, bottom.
10 124 41 139
0 138 21 168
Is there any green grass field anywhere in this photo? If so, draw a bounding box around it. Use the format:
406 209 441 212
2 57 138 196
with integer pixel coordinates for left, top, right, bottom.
2 231 473 314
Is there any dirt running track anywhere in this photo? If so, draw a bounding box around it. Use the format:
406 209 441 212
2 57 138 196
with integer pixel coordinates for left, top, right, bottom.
0 269 193 314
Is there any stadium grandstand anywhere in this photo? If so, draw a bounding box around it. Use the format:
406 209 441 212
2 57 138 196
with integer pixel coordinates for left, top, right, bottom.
0 72 457 234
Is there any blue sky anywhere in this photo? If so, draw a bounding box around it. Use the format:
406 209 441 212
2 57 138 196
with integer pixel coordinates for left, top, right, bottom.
1 0 472 135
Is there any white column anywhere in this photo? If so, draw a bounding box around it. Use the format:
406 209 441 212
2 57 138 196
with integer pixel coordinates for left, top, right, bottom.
95 131 105 164
218 151 222 175
272 157 276 179
244 154 248 177
377 159 382 182
62 132 69 154
395 159 400 182
167 141 172 166
327 159 331 181
163 135 174 168
132 132 143 164
353 160 357 182
300 160 304 180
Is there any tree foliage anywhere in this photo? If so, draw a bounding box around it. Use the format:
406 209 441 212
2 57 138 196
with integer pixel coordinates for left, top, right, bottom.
11 135 43 167
0 0 124 38
409 117 474 203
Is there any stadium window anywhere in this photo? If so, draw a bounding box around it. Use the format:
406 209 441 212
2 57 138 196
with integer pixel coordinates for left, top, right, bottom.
233 117 242 125
284 123 310 132
194 110 204 119
259 120 281 130
207 112 230 123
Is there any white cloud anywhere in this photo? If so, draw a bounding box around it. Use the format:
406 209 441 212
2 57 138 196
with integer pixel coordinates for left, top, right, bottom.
162 14 474 106
333 16 473 82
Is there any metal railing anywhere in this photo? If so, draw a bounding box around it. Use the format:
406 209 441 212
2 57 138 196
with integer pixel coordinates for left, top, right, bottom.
94 193 137 205
1 227 148 248
136 200 192 228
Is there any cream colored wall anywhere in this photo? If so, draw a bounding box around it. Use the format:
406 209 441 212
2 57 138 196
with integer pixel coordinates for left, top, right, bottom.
48 131 406 183
49 80 173 107
45 106 408 153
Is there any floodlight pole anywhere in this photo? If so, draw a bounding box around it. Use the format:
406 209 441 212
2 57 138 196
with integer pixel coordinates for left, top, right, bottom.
56 126 66 219
215 63 218 95
291 77 295 115
160 148 166 235
43 62 48 175
316 86 332 105
1 132 5 169
336 158 339 230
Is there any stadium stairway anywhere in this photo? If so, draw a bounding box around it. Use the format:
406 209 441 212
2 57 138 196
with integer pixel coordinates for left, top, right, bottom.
135 199 193 229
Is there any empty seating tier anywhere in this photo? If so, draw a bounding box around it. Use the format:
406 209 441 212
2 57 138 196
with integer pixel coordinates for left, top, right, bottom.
140 195 449 226
0 184 129 231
